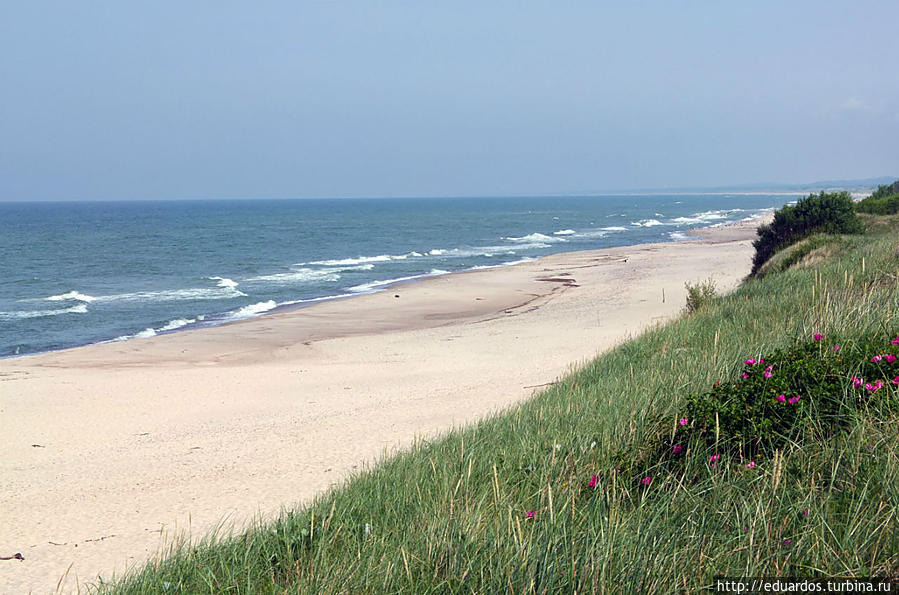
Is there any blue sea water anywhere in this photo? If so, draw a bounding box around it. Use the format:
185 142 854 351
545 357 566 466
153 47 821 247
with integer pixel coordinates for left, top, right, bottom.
0 194 799 357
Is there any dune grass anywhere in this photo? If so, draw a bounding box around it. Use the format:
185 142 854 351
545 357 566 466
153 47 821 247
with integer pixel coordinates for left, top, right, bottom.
99 219 899 593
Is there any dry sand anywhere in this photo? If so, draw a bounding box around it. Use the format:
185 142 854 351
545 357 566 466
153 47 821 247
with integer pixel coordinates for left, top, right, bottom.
1 221 761 593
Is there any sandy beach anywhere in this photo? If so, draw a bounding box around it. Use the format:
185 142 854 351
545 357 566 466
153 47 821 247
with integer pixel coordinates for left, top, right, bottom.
0 222 763 593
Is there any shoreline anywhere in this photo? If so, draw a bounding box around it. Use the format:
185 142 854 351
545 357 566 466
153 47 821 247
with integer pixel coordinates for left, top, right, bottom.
1 218 763 592
3 215 771 363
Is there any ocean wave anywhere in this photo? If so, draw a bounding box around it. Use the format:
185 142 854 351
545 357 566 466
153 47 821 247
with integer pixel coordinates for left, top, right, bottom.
425 243 548 259
468 257 536 270
246 268 341 284
305 252 423 267
98 287 247 303
42 290 97 302
347 270 450 294
571 230 609 238
553 229 576 235
207 276 239 289
669 231 691 241
226 300 278 320
631 219 666 227
600 226 628 231
0 303 88 320
504 232 567 243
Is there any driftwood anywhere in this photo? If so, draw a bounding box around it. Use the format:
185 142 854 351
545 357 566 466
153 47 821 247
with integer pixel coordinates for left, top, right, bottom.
1 553 24 560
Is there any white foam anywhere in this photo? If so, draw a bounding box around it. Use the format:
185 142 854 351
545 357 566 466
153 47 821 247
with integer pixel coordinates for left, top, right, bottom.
347 270 449 294
246 268 340 284
95 287 247 303
553 229 576 235
208 276 239 289
572 230 609 238
631 219 666 227
669 231 691 241
42 290 96 302
600 226 627 232
227 300 278 320
157 318 196 332
0 303 88 320
305 252 422 267
504 232 566 243
134 328 157 339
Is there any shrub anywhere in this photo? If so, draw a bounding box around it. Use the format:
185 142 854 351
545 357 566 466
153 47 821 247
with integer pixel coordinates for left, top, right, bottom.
634 333 899 482
867 180 899 201
855 192 899 215
751 191 864 276
683 278 717 314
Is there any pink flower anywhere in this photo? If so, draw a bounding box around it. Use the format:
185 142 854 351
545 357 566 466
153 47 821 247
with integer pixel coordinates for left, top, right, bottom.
742 372 749 379
813 334 823 341
588 474 599 488
525 510 535 518
744 358 757 365
893 376 899 386
832 345 840 352
745 461 756 469
788 396 800 405
852 376 863 388
678 418 689 426
864 381 882 393
871 355 883 363
802 509 809 517
892 335 899 345
641 476 653 486
764 367 773 379
672 444 683 455
776 394 786 403
760 358 766 364
885 354 896 363
709 454 721 463
783 539 793 546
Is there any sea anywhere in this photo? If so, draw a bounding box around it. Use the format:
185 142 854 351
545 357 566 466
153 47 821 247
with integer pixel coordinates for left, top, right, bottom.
0 194 800 358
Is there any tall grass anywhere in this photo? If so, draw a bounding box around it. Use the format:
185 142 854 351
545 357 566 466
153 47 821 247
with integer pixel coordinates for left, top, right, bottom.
100 225 899 593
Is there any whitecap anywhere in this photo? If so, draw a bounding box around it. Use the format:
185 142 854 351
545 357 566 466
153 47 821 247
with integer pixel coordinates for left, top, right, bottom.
94 287 246 303
226 300 278 320
600 226 627 232
207 276 239 289
631 219 665 227
42 290 96 302
157 318 196 332
0 303 88 320
503 232 566 243
305 252 421 266
553 229 576 235
347 270 449 294
246 268 340 284
669 231 691 241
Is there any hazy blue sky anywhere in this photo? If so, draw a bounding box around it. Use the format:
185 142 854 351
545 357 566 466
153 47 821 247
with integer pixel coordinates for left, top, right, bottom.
2 2 897 200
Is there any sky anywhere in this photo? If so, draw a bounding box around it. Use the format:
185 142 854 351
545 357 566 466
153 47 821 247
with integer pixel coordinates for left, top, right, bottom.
1 1 897 201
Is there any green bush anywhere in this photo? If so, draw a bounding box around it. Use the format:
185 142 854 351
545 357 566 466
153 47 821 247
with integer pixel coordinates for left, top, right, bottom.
683 278 717 314
867 180 899 201
855 192 899 215
751 191 863 276
639 334 899 477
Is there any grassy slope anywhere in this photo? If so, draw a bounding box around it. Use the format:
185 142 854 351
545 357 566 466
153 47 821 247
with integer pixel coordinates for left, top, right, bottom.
103 221 899 594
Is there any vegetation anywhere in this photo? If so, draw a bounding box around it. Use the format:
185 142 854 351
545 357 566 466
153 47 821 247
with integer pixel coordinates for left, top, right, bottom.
750 191 864 276
683 278 717 314
855 180 899 215
99 213 899 594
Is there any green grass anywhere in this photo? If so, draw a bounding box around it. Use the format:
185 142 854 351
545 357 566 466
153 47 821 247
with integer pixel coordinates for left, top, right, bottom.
99 220 899 593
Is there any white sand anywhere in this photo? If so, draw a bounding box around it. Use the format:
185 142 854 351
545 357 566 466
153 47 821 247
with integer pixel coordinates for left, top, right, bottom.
0 224 760 592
